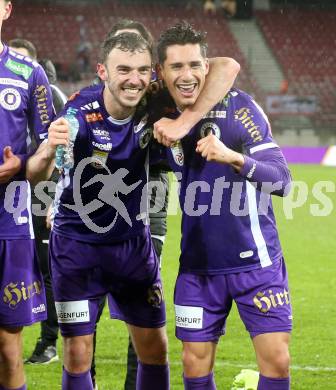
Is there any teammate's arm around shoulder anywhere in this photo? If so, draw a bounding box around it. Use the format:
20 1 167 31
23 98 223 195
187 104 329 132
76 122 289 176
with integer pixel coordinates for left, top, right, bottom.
154 57 240 146
26 117 69 185
202 56 241 103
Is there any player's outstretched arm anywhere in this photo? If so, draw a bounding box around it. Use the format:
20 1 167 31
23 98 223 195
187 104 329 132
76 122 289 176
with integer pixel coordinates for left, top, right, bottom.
26 117 69 185
154 57 240 146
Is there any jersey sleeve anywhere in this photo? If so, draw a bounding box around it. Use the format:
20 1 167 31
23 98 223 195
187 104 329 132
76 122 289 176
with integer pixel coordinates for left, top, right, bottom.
28 65 55 144
234 93 276 154
233 93 291 196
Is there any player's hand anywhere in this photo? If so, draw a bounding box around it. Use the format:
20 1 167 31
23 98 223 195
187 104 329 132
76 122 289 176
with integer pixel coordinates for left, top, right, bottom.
0 146 22 184
153 117 191 147
46 117 70 157
196 133 243 167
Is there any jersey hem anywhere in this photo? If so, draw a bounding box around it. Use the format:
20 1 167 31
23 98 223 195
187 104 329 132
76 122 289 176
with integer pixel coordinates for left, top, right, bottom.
179 253 283 275
0 236 34 241
52 225 149 244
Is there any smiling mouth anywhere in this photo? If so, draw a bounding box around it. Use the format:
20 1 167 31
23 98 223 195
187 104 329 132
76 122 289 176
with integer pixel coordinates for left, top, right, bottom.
177 83 197 96
122 87 142 96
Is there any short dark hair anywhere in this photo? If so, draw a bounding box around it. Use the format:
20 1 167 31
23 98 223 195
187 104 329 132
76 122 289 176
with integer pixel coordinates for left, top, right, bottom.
39 58 57 84
100 32 152 64
157 21 207 64
107 19 154 50
8 38 37 60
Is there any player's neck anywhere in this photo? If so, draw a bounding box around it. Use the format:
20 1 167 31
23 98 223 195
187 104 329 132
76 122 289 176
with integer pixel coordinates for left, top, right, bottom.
107 106 135 120
103 87 135 120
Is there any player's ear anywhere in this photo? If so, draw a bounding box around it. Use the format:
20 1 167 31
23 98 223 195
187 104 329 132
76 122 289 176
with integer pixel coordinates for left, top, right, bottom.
3 2 12 20
204 58 210 76
156 63 164 82
97 63 108 82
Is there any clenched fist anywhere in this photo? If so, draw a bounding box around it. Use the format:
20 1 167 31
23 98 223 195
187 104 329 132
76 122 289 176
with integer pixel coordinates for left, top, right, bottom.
196 133 244 171
153 117 191 147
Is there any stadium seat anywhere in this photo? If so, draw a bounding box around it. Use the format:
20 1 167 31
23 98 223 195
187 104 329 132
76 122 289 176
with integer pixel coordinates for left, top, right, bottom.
255 9 336 128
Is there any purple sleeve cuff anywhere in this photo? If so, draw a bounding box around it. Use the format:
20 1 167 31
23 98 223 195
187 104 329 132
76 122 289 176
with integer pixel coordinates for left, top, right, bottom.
239 151 292 196
240 155 257 179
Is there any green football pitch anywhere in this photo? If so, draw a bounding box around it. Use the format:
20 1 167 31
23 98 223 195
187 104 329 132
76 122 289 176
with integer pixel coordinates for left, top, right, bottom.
22 165 336 389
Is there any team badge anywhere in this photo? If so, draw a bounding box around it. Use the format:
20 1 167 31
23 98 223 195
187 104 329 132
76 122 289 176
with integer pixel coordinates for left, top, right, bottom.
170 141 184 166
147 283 164 308
134 113 148 133
139 127 152 149
0 88 21 110
200 121 221 139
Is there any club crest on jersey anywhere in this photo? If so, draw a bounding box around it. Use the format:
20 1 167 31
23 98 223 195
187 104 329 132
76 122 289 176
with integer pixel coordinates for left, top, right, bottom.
134 113 148 133
0 88 21 110
91 150 108 169
139 127 152 149
200 122 221 139
170 141 184 166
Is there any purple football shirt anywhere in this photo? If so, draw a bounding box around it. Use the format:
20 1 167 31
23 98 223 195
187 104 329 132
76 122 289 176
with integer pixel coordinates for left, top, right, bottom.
52 84 152 243
164 89 291 274
0 45 54 239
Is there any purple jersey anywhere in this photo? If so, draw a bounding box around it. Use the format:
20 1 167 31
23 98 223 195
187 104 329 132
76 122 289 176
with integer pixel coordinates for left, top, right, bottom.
53 84 152 243
163 89 291 274
0 46 54 239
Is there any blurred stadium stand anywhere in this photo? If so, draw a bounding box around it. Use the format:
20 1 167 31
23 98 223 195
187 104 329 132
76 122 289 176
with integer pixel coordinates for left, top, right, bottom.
4 0 335 144
256 8 336 139
3 1 257 93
